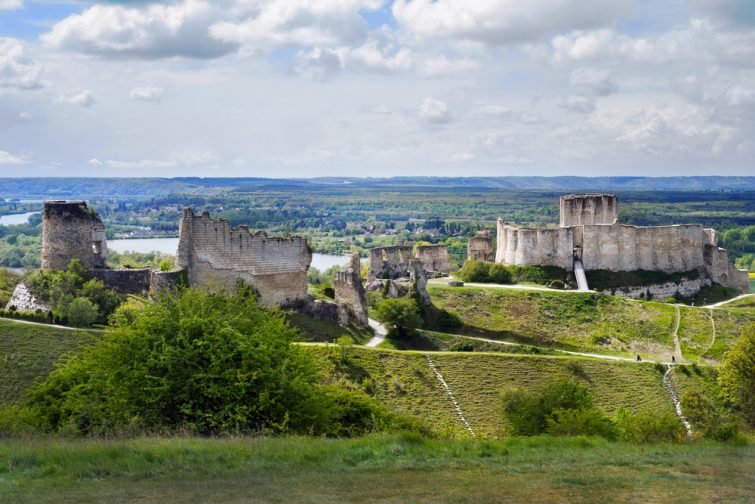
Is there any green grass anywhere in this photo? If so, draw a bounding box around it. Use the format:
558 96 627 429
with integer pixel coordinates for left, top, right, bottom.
0 435 752 503
306 346 705 439
285 312 373 344
0 319 99 406
427 285 754 362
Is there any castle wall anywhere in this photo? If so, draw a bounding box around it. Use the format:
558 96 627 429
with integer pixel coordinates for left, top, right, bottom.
334 252 369 326
415 245 452 274
705 244 750 293
495 221 574 270
560 194 617 227
90 269 152 295
467 236 494 262
176 209 311 306
367 246 413 282
41 201 107 270
581 224 705 273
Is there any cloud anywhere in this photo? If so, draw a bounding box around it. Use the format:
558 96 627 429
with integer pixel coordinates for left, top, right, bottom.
418 97 449 123
42 1 238 59
392 0 631 45
0 0 21 10
370 104 392 114
0 38 47 90
58 90 96 108
559 95 596 114
569 68 617 96
479 104 512 117
105 150 218 169
130 86 164 102
88 158 103 167
0 150 29 165
418 55 481 77
209 0 382 50
296 39 412 80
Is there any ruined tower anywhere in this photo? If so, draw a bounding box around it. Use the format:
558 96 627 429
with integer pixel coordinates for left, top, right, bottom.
559 194 618 227
41 201 107 270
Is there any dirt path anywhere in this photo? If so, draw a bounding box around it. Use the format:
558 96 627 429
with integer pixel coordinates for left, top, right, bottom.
425 354 476 438
366 319 388 347
671 307 683 363
0 317 103 332
704 293 754 308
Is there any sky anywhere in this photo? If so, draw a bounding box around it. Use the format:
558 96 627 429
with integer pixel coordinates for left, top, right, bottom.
0 0 754 178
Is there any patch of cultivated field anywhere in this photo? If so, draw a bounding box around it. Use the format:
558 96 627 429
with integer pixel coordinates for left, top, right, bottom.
0 319 98 406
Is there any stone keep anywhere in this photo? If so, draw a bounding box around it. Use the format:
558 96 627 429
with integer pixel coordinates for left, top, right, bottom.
560 194 617 227
41 201 107 270
176 208 311 306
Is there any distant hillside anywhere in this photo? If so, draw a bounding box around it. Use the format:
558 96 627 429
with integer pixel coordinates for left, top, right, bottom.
2 176 755 199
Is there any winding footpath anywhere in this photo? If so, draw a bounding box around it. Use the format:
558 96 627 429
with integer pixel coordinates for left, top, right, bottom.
366 318 388 348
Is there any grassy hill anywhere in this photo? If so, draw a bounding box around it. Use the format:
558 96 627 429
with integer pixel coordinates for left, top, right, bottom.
426 285 754 362
0 320 99 406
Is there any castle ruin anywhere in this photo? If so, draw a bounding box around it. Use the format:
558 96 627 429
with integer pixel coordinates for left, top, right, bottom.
495 194 749 296
367 244 451 282
467 230 494 262
176 208 311 306
41 201 107 270
333 252 369 326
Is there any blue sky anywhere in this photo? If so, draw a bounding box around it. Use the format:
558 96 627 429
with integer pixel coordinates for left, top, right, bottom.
1 1 754 177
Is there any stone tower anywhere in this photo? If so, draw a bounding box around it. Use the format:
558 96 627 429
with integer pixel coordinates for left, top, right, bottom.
559 194 618 227
41 201 107 270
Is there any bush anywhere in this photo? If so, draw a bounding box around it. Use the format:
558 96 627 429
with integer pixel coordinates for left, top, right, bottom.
614 408 685 443
545 408 619 440
718 324 755 426
374 298 422 338
500 380 596 436
27 288 405 437
449 341 475 352
65 297 99 328
457 260 567 287
457 260 490 283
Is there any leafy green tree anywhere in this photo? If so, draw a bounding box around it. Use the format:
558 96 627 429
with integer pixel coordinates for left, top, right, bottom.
718 324 755 425
65 297 99 328
374 298 422 337
457 260 490 282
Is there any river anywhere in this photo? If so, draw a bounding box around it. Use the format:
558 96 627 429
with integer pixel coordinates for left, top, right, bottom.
106 238 349 271
0 212 39 225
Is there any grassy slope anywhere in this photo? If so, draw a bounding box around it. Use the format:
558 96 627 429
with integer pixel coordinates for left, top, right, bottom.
427 285 754 362
1 435 752 503
0 320 98 406
308 347 685 439
285 312 373 344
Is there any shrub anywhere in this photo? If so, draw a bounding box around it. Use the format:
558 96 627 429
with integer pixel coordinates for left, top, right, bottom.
28 288 405 437
65 297 99 328
718 324 755 426
449 341 475 352
545 408 619 440
614 408 685 443
457 260 490 283
487 263 512 284
374 298 422 337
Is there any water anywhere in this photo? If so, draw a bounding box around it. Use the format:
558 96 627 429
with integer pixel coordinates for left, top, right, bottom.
0 212 39 225
106 238 349 271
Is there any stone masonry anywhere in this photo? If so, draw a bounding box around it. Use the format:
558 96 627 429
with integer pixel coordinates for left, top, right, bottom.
415 245 452 275
41 201 107 270
494 194 749 295
367 244 452 282
176 208 311 306
467 231 494 262
334 252 369 326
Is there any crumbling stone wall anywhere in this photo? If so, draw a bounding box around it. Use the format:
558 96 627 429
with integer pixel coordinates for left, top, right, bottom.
560 194 617 227
367 246 413 282
415 245 452 275
175 208 311 306
334 252 369 326
90 269 152 295
467 234 494 262
41 201 107 270
705 244 750 293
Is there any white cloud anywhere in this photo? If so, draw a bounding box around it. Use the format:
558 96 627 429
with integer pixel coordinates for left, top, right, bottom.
0 150 29 165
57 90 96 108
479 104 512 117
105 150 218 169
209 0 383 49
88 158 103 167
418 55 480 77
560 95 596 114
418 97 449 123
370 104 392 114
392 0 631 45
43 1 237 59
0 38 47 90
296 40 412 80
130 86 164 102
0 0 21 10
569 68 617 96
18 112 31 120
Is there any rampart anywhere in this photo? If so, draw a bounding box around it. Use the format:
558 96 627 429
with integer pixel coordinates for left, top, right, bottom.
415 245 452 275
560 194 617 227
176 208 311 306
41 201 107 270
496 223 574 270
467 234 494 262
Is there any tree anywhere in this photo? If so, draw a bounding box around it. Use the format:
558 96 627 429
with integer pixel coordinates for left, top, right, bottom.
65 297 99 328
374 298 422 337
718 324 755 425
